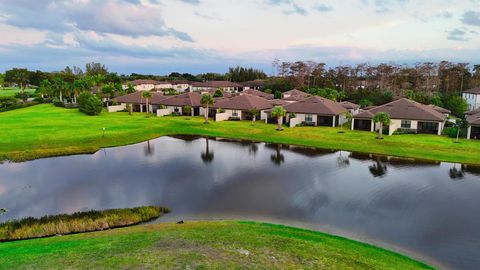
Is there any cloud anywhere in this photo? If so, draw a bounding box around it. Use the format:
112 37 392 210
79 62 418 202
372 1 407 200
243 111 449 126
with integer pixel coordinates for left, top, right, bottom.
0 0 193 41
461 10 480 27
447 28 469 41
314 3 333 12
179 0 200 5
365 0 408 13
265 0 308 16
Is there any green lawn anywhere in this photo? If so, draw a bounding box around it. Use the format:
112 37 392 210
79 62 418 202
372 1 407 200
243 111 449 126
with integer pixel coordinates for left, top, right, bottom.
0 221 433 270
0 87 36 97
0 104 479 164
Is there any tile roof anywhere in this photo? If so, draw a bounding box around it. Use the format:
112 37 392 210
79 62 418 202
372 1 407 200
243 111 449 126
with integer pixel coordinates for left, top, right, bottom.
156 92 202 107
241 89 274 99
463 87 480 95
354 98 446 122
283 96 347 116
114 91 167 104
340 101 360 110
211 94 273 110
129 79 160 86
428 104 451 114
190 81 243 88
467 113 480 125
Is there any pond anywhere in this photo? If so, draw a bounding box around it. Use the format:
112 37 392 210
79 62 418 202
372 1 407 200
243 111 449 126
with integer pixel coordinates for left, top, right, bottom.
1 136 480 269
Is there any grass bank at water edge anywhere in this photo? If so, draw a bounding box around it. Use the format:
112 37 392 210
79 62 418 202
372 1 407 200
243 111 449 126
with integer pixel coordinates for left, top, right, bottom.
0 221 434 269
1 104 479 165
0 206 169 241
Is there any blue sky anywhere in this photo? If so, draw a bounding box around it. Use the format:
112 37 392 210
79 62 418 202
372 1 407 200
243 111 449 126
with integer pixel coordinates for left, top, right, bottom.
0 0 480 74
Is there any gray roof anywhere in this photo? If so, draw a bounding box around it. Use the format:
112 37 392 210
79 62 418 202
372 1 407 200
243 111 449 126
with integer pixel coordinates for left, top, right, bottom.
354 98 446 122
114 91 167 104
463 87 480 95
212 94 273 110
283 96 347 116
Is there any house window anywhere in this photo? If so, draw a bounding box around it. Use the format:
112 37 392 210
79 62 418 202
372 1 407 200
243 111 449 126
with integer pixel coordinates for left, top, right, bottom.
401 120 411 129
232 110 239 117
305 114 313 122
174 107 180 113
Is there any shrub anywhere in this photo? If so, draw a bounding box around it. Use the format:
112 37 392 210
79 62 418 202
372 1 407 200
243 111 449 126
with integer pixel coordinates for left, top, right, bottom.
78 92 103 116
0 206 170 241
213 88 224 97
52 98 65 107
182 105 192 116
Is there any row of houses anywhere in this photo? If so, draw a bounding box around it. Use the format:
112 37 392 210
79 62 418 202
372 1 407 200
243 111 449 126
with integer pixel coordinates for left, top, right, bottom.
127 80 263 93
111 89 480 140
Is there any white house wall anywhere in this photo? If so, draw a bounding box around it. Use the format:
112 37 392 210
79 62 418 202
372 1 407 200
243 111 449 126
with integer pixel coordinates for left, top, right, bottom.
463 93 480 110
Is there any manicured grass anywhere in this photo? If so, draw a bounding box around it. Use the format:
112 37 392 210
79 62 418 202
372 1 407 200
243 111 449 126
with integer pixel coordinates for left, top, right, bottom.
0 221 433 269
0 206 169 241
0 104 479 164
0 88 36 97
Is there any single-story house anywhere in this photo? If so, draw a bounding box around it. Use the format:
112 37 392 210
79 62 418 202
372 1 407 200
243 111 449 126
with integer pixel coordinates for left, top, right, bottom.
282 89 310 103
339 101 360 115
241 89 274 100
210 94 273 121
240 80 265 90
283 96 348 127
112 91 169 113
463 87 480 111
352 98 447 135
190 81 244 93
466 108 480 140
155 92 202 116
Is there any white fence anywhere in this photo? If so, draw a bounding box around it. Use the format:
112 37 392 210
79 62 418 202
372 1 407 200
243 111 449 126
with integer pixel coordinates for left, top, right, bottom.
157 108 173 117
289 117 302 128
215 112 231 122
107 104 126 112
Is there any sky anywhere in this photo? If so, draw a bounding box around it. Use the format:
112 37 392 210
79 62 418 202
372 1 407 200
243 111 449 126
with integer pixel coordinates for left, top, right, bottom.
0 0 480 75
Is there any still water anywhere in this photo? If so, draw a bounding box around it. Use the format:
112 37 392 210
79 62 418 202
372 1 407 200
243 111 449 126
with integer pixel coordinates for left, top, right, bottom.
1 136 479 269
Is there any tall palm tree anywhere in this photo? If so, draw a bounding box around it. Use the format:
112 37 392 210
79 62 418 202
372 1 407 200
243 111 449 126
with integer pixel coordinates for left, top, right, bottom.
372 112 391 139
201 94 214 124
142 91 152 115
271 106 286 130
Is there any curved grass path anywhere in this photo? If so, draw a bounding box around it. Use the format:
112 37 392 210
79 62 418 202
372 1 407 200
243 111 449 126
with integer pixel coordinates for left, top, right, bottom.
0 221 433 269
0 104 479 164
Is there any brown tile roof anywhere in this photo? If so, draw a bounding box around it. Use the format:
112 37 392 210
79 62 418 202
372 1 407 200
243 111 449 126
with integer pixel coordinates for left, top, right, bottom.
340 101 360 110
191 81 243 88
283 89 309 97
211 94 273 110
270 99 292 106
428 104 451 114
467 113 480 125
463 87 480 95
114 91 167 104
354 98 446 122
129 79 160 86
156 92 202 107
242 89 274 99
282 89 311 101
283 96 347 116
466 108 480 115
239 80 265 87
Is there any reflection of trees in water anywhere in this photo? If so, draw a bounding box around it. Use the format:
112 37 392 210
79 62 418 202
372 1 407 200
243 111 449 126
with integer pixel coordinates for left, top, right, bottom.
144 140 154 156
201 137 214 164
337 152 350 168
248 143 259 156
369 159 387 177
449 164 464 180
270 144 285 166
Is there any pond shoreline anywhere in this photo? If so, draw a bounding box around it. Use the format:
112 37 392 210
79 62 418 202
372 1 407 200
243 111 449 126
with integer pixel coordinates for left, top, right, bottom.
1 105 480 165
1 132 477 167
